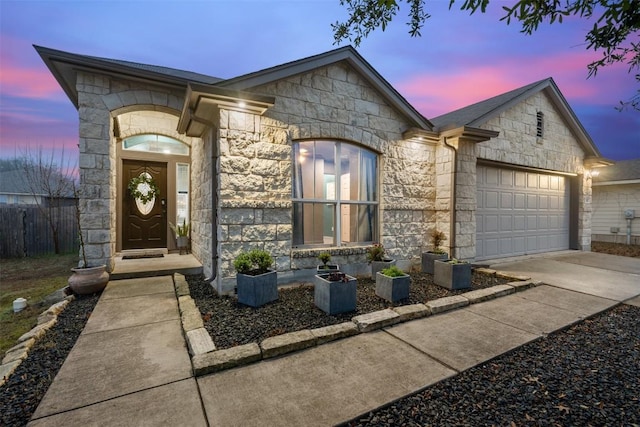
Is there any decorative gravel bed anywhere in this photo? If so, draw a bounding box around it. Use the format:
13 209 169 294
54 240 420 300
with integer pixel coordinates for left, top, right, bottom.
187 271 511 350
342 303 640 426
0 293 100 427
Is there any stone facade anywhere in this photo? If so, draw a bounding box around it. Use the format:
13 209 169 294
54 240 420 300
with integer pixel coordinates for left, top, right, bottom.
213 63 438 293
76 71 189 270
444 90 592 260
64 50 598 292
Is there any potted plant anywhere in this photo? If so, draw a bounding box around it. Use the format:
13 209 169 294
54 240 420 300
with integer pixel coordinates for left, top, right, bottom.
433 258 471 290
233 248 278 307
367 243 396 279
316 251 339 273
68 183 109 295
376 265 410 302
169 219 190 255
421 229 448 274
314 271 357 315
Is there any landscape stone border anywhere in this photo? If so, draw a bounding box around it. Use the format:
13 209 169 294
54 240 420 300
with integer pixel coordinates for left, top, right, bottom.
0 294 75 387
173 271 539 377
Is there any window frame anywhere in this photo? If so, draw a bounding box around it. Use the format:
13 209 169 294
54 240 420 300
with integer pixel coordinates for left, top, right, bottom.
291 139 379 248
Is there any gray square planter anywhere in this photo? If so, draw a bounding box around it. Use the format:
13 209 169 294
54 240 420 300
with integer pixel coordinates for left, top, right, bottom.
314 273 357 315
375 272 410 302
370 259 396 279
421 252 448 275
433 260 471 290
316 264 340 274
236 270 278 307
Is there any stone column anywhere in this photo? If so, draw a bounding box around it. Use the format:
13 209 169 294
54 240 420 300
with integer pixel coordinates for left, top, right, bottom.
578 172 593 251
77 72 114 270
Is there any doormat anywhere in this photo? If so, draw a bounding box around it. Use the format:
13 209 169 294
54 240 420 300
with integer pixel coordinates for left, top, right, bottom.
122 254 165 260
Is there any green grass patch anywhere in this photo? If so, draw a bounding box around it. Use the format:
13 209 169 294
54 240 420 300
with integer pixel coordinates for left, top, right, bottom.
0 253 77 355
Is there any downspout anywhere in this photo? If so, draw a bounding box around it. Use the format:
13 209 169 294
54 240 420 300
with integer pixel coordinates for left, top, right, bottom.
443 137 457 258
205 127 220 283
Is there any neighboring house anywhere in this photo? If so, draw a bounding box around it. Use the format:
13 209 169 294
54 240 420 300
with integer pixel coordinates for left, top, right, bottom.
37 45 612 294
592 159 640 245
0 168 75 206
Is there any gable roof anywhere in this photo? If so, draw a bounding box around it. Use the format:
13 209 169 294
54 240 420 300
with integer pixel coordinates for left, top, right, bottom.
593 158 640 183
35 45 222 108
215 46 432 130
431 78 603 158
35 45 432 130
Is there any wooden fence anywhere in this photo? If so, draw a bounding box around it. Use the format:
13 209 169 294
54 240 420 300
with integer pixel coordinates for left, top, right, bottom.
0 205 78 258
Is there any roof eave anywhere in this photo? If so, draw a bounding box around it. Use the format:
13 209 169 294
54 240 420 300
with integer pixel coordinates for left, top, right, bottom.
584 156 615 168
178 83 275 137
215 46 433 131
440 126 500 143
34 45 205 109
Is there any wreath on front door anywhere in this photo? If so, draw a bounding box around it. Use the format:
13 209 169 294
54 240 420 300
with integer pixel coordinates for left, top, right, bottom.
128 173 160 204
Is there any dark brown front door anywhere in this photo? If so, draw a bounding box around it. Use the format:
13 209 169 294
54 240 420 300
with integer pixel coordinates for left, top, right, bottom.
122 160 167 249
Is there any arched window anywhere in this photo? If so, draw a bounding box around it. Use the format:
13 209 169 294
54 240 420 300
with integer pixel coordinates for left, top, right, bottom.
123 134 189 155
292 140 378 247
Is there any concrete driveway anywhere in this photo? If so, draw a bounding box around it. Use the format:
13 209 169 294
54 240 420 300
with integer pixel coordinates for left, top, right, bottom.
486 250 640 302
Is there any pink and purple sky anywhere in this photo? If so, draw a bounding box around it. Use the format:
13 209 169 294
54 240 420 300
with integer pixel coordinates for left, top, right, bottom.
1 0 638 164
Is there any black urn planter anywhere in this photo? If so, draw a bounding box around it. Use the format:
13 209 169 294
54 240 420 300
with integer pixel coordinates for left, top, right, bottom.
236 270 278 307
421 252 448 275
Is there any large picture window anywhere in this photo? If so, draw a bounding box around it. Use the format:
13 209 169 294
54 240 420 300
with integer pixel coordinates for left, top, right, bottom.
292 140 378 247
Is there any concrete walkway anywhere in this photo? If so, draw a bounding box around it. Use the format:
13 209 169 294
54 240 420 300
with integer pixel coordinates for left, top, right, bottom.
28 251 640 426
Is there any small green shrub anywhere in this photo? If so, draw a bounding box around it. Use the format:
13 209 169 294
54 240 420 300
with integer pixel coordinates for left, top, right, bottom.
366 243 386 263
318 252 331 265
233 249 274 275
381 265 406 277
430 230 446 254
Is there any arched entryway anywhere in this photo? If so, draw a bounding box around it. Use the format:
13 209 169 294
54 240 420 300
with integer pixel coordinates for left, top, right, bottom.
114 110 192 253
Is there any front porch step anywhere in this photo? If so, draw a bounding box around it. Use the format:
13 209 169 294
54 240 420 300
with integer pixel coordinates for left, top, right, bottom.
111 253 203 280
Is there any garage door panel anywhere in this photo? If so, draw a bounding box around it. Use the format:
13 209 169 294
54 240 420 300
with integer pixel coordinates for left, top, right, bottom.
485 215 499 232
486 191 499 208
476 165 570 260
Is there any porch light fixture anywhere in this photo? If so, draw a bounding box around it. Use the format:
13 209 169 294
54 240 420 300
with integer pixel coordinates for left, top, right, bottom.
586 169 600 179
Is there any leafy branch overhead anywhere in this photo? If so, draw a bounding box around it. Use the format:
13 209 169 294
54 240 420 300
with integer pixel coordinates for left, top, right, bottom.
333 0 640 110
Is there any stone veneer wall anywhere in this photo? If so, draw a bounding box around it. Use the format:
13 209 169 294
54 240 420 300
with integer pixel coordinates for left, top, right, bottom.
448 90 592 259
190 127 214 279
76 71 186 270
214 63 437 293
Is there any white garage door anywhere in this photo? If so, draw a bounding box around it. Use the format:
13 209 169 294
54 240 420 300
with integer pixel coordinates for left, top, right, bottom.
476 164 570 260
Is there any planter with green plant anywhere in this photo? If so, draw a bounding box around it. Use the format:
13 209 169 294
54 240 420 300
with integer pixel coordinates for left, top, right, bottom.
234 249 278 307
375 265 410 302
68 183 109 295
314 271 357 315
367 243 395 279
421 229 448 275
433 258 471 290
316 251 339 273
169 219 190 254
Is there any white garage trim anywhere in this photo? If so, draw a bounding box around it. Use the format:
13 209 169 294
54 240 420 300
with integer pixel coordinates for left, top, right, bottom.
476 164 571 260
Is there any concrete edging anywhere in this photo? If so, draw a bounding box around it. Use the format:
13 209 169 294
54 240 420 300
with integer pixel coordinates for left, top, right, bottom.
173 273 538 376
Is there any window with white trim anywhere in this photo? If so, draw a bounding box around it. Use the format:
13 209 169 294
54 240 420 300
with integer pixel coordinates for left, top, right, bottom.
292 140 378 247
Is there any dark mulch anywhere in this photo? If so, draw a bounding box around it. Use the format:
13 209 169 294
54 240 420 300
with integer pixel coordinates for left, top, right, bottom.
187 270 510 350
343 304 640 426
0 293 100 427
592 241 640 258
